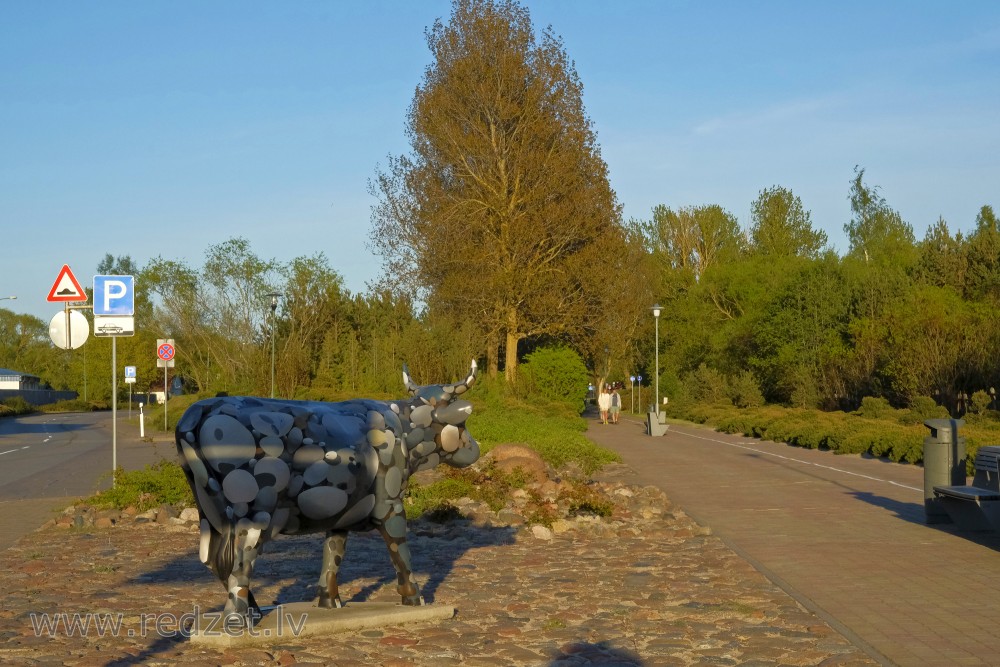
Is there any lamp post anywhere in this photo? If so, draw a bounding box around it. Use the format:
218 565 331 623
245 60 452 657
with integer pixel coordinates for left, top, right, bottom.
266 292 282 398
629 375 635 414
0 296 15 302
652 304 661 415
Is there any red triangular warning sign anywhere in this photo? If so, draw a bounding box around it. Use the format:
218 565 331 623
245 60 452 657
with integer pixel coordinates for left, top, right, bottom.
47 264 88 302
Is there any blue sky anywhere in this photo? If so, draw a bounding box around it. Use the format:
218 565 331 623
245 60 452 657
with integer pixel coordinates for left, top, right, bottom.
2 1 998 325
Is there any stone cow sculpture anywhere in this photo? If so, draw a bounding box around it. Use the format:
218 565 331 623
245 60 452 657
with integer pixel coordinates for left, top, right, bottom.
174 362 479 626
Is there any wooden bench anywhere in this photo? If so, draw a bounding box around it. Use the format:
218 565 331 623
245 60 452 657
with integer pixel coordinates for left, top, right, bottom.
647 410 668 437
933 445 1000 531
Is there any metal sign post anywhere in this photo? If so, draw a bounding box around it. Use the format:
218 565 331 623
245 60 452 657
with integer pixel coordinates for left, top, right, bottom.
93 274 135 488
157 340 176 432
125 366 136 419
111 337 117 479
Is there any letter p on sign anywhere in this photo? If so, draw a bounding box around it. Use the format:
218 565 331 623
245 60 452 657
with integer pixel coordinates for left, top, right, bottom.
93 275 135 316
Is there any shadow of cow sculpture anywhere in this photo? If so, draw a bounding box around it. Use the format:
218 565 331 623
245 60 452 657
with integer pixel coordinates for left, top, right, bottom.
175 361 479 627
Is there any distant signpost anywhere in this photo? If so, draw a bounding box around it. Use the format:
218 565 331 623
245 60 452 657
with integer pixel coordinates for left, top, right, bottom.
157 339 175 430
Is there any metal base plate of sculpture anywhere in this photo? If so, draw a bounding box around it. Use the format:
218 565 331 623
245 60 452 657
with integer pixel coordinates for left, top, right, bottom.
175 362 479 628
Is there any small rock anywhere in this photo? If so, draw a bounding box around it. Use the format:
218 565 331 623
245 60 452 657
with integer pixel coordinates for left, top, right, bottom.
156 505 178 523
497 510 525 526
531 525 553 540
179 507 200 522
94 517 114 529
550 519 574 534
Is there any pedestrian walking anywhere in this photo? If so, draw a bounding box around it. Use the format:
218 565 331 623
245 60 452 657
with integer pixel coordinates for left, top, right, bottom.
598 386 611 424
610 388 622 424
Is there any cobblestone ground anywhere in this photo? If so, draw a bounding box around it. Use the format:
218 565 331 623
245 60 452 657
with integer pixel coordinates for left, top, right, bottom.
0 482 876 666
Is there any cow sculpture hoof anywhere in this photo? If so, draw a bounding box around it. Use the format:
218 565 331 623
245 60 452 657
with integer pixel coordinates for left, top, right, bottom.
176 362 479 627
317 592 343 609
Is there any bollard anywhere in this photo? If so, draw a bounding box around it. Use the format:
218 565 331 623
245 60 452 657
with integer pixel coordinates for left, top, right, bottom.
139 402 145 439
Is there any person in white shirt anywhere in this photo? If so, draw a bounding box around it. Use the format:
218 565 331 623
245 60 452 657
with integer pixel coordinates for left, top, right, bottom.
598 387 611 425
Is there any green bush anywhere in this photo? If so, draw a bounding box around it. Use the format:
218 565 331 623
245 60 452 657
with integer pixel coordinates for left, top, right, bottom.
38 398 108 413
857 396 893 420
521 345 590 407
901 396 949 424
85 460 194 511
1 396 34 416
729 370 764 409
684 363 731 405
970 390 991 415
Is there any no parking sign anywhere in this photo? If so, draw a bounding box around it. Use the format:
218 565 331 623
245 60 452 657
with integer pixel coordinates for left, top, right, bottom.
157 339 175 368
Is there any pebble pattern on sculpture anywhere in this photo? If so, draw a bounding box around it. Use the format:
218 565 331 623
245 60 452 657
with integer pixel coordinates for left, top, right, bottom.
175 362 479 626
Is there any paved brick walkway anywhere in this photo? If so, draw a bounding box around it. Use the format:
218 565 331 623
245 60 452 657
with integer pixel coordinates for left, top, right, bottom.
0 413 882 665
587 415 1000 667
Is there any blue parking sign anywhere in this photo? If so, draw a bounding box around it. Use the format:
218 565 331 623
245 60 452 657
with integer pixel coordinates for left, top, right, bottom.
93 275 135 316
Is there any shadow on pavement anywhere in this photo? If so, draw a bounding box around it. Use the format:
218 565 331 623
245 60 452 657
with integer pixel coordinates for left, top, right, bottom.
111 522 515 664
0 421 95 436
851 490 1000 551
548 640 644 665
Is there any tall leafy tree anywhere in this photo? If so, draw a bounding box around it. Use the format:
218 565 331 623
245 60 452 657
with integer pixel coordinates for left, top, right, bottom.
748 186 827 258
964 205 1000 301
844 167 915 265
915 217 966 293
370 0 623 381
640 204 744 281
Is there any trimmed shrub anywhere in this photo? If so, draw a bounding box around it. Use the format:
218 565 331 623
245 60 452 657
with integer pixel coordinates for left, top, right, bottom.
521 345 590 407
729 370 764 409
970 390 991 415
902 396 949 424
857 396 893 420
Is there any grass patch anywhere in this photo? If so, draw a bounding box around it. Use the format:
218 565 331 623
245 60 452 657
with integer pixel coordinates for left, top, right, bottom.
470 391 620 474
84 460 194 511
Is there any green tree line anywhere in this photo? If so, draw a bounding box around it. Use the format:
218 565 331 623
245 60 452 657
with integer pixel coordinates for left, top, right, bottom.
636 170 1000 413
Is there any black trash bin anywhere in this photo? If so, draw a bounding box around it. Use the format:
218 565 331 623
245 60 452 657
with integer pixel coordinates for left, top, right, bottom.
923 418 966 524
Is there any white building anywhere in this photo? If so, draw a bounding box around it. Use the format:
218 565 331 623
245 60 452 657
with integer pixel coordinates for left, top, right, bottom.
0 368 41 391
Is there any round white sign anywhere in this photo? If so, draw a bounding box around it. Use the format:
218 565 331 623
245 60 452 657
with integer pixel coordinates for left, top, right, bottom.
49 310 89 350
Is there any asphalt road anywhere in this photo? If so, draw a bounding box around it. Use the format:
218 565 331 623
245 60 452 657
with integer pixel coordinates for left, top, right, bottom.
0 411 176 550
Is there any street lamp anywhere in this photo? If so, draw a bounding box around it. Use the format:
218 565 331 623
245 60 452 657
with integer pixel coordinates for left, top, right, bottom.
0 296 16 302
266 292 282 398
652 304 661 417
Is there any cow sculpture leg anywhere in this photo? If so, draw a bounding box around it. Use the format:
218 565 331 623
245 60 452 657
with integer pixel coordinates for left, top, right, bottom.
208 520 263 627
317 530 347 609
377 508 423 606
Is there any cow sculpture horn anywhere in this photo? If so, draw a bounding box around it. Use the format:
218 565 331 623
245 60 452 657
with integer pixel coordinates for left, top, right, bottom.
402 360 477 396
402 364 419 395
455 359 477 392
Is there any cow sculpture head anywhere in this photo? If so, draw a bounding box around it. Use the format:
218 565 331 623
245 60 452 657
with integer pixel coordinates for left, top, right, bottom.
401 360 479 472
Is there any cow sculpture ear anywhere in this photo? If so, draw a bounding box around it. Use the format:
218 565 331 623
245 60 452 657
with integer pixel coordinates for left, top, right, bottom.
402 364 420 396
